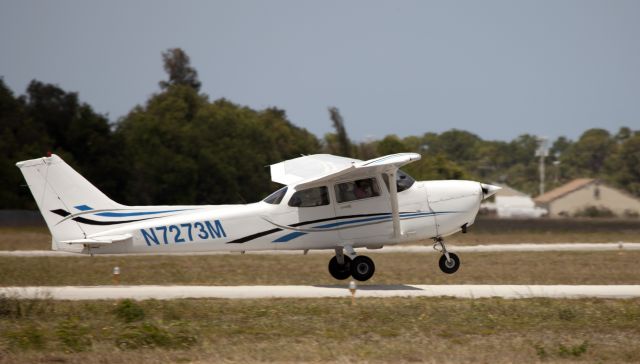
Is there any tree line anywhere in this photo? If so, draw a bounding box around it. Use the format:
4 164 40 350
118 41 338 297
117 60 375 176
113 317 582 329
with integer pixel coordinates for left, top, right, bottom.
1 48 639 209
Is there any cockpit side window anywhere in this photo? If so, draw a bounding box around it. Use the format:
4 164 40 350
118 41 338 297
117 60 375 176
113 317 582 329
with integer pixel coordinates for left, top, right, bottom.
263 186 288 205
334 177 381 203
288 186 330 207
382 170 416 193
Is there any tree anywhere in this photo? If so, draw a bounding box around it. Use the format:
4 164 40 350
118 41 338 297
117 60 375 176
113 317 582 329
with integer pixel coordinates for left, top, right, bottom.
423 129 481 163
327 107 351 157
0 78 48 208
562 128 615 177
22 80 126 201
116 85 320 205
159 48 201 91
615 127 632 143
0 79 124 208
612 133 640 196
376 135 408 156
403 154 470 181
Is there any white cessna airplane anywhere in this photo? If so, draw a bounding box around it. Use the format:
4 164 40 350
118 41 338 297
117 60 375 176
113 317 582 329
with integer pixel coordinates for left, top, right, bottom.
17 153 499 281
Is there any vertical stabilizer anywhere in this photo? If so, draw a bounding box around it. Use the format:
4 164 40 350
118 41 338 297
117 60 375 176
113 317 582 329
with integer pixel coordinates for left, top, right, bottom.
16 155 124 250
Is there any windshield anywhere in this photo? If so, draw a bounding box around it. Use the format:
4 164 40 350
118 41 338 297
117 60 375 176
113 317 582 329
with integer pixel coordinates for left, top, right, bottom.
382 170 416 193
396 170 415 192
263 186 288 204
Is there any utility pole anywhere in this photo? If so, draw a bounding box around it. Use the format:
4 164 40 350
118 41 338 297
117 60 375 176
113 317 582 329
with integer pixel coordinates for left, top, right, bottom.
535 137 549 196
553 152 561 185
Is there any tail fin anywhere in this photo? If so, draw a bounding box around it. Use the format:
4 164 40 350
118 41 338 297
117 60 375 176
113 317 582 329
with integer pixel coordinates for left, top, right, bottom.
16 155 125 250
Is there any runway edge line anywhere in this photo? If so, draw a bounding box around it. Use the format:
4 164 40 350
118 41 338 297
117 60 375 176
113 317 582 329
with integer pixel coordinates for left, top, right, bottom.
1 285 639 300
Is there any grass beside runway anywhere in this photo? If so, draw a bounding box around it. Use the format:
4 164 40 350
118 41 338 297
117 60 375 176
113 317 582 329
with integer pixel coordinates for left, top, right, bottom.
1 251 639 286
0 297 639 363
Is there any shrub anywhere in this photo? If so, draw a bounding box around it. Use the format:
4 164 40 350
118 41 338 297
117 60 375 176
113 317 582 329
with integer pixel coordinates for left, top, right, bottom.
115 322 197 350
558 308 577 321
55 319 92 352
574 206 615 218
113 299 145 323
558 341 589 357
5 326 46 351
0 294 53 318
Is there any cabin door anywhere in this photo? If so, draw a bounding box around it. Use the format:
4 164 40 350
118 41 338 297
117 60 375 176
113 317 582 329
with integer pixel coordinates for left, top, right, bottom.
332 175 392 243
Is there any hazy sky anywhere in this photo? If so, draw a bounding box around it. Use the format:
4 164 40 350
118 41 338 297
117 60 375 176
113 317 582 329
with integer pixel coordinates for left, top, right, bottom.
1 0 639 142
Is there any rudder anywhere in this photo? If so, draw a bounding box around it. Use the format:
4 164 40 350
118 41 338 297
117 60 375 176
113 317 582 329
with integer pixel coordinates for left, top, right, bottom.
16 155 124 250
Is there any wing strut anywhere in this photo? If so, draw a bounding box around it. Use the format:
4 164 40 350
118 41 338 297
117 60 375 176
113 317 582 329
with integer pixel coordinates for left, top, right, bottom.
387 169 401 239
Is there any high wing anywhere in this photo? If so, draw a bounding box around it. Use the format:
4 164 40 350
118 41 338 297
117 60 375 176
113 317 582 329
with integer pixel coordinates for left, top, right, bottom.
270 153 421 189
270 153 422 239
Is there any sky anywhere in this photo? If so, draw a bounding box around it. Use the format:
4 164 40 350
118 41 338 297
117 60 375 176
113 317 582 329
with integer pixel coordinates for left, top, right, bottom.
1 0 639 142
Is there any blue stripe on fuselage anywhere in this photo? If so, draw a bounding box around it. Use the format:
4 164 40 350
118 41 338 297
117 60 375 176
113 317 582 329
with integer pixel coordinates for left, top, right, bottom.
73 205 186 217
95 209 184 217
271 211 456 243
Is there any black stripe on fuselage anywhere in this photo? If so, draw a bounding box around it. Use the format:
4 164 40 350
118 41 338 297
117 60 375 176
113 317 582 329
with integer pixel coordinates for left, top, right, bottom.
50 209 153 226
226 228 283 244
225 212 395 244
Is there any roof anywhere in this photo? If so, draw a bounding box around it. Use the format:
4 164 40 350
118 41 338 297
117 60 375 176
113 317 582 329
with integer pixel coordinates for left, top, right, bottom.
534 178 595 204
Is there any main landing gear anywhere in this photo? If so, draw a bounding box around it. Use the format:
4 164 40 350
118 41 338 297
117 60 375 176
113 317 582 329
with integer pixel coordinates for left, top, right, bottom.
434 237 460 274
328 247 376 281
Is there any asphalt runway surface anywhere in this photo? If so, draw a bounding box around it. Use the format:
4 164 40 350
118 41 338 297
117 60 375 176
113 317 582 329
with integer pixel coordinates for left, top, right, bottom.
2 284 639 300
1 242 639 257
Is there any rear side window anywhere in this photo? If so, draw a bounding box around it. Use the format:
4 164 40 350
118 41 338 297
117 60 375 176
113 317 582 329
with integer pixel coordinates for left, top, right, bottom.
335 177 381 203
288 186 330 207
263 187 288 204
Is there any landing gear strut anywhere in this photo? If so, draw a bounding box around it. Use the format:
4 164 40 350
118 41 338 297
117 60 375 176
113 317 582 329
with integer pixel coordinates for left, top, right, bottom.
328 247 376 281
434 237 460 274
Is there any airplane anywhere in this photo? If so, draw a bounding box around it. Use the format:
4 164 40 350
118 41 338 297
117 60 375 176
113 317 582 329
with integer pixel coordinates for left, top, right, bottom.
16 153 500 281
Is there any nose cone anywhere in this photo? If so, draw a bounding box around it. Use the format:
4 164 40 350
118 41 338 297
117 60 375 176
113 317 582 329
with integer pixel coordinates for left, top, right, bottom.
480 183 501 199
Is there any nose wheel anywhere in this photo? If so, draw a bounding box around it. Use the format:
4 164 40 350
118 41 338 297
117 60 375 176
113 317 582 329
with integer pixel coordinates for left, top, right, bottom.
438 252 460 274
434 237 461 274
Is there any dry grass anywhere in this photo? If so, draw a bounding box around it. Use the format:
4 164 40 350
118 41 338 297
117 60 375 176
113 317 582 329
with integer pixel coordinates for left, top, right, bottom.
0 227 50 251
1 251 639 286
0 297 639 363
444 231 640 245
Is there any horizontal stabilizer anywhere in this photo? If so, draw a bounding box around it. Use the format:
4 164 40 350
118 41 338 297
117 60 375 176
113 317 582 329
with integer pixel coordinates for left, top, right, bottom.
61 234 132 245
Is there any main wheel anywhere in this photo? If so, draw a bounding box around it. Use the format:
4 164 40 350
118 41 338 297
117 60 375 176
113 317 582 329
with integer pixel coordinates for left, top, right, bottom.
351 256 375 281
439 253 460 274
328 256 352 280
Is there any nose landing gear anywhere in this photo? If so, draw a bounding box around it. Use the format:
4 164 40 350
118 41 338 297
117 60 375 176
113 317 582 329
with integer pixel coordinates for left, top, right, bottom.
328 247 376 281
434 237 460 274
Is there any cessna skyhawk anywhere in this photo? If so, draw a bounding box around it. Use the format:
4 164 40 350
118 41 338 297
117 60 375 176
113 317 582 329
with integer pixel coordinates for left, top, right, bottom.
16 153 499 281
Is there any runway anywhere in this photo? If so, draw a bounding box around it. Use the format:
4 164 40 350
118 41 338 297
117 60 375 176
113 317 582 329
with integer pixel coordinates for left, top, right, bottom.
1 242 639 257
2 284 639 300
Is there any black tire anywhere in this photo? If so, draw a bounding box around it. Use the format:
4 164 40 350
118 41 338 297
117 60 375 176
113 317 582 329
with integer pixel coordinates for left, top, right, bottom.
439 253 460 274
351 256 375 282
328 256 352 280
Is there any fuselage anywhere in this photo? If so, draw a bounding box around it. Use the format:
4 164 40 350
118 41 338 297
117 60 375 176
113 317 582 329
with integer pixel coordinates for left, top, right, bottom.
76 178 485 255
